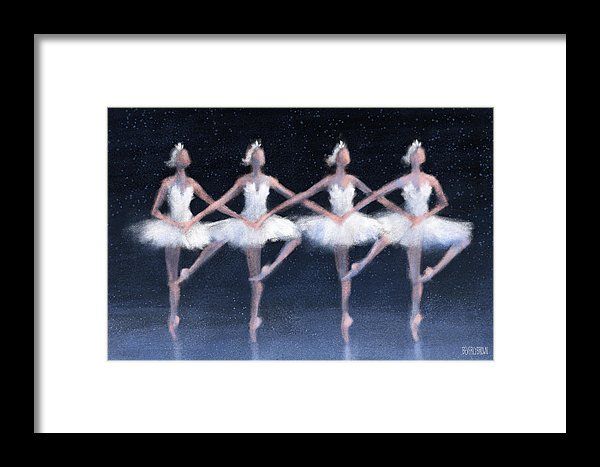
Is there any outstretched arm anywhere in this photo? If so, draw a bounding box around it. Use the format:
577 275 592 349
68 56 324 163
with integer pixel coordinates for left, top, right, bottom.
270 177 340 222
192 179 245 221
351 176 412 217
184 178 245 229
346 178 405 218
257 177 332 226
151 179 182 228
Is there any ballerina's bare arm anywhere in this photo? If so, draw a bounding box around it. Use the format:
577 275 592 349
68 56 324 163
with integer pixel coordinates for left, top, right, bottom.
185 177 246 227
151 178 182 228
419 174 449 220
351 176 412 217
346 177 408 218
191 179 245 221
257 176 334 225
270 177 340 221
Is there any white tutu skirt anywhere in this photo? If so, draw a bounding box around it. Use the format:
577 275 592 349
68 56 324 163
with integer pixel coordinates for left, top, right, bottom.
297 212 383 249
377 212 472 250
209 215 300 249
130 219 212 250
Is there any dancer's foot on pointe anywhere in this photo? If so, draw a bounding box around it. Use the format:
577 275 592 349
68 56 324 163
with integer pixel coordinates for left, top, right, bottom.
249 264 272 282
410 313 423 342
420 266 435 283
168 315 180 340
177 268 191 285
249 316 263 343
342 261 364 281
341 314 354 343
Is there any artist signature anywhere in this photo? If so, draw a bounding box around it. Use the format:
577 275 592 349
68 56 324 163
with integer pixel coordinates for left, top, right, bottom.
461 346 489 356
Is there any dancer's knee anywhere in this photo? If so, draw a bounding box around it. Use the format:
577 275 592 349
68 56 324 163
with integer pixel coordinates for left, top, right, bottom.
459 236 471 250
409 273 420 285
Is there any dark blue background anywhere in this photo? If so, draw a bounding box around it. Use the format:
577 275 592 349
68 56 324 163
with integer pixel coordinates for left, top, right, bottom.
108 108 493 360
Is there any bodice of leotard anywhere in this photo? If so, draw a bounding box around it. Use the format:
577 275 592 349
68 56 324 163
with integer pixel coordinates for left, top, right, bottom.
402 182 432 216
168 184 194 222
241 182 270 220
328 183 356 216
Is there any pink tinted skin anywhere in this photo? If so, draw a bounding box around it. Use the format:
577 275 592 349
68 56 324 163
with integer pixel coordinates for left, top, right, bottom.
340 146 471 341
150 149 243 340
253 147 404 343
183 147 340 343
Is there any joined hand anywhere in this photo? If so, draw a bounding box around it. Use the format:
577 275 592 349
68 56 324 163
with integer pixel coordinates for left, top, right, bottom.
333 214 346 225
243 218 261 229
254 214 269 229
339 211 354 223
410 215 425 226
180 220 195 233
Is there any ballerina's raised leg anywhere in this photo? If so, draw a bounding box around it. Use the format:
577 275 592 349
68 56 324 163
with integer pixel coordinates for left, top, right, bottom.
165 246 182 339
178 240 226 285
335 247 354 343
342 234 392 281
246 247 264 343
249 238 302 282
420 237 471 283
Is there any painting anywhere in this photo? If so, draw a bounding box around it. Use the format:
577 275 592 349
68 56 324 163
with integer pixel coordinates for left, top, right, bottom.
108 108 493 360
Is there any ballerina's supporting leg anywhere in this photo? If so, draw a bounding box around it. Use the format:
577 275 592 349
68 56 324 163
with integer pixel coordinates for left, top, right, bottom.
343 234 392 281
249 238 302 282
165 246 182 340
407 245 424 342
334 246 354 343
178 240 226 285
420 237 471 283
245 247 264 343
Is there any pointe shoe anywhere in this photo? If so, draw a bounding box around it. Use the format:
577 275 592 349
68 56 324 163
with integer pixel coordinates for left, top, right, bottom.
249 316 263 343
420 267 435 283
341 314 354 343
410 313 423 342
249 264 272 282
342 262 363 281
168 315 180 340
177 268 191 285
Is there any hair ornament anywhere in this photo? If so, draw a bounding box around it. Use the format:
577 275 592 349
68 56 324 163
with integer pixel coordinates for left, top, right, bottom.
402 139 422 165
325 140 346 166
242 139 262 165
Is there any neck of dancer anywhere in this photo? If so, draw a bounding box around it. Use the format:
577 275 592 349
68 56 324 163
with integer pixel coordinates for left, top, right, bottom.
251 161 263 178
411 161 421 175
175 167 187 180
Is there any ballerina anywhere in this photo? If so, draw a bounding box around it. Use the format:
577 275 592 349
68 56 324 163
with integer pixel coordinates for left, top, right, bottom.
181 140 337 342
253 141 405 343
341 140 473 341
130 143 247 340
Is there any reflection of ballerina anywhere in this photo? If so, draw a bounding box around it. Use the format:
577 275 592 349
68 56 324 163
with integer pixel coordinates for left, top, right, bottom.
130 143 245 340
254 141 404 343
182 140 334 342
341 140 472 341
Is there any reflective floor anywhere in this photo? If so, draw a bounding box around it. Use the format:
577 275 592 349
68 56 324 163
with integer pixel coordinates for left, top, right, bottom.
108 298 493 360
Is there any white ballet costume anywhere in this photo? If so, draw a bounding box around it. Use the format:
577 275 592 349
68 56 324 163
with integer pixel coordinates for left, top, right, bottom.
297 183 383 248
209 181 300 249
131 184 212 250
377 182 472 250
